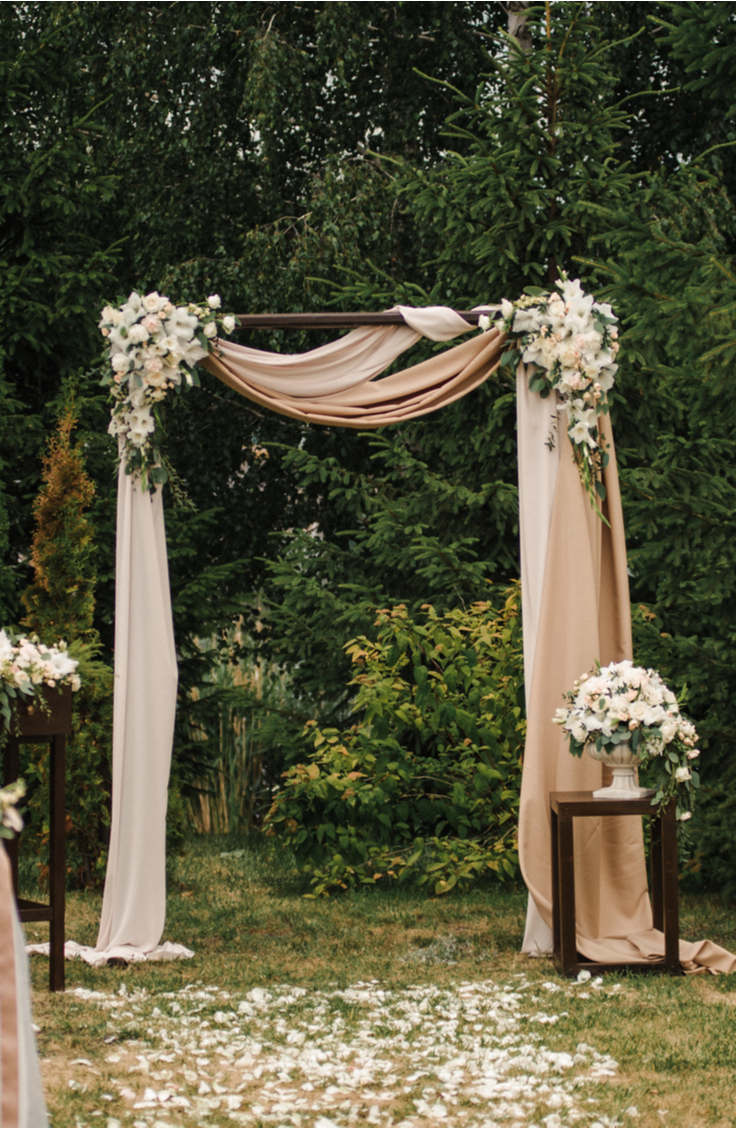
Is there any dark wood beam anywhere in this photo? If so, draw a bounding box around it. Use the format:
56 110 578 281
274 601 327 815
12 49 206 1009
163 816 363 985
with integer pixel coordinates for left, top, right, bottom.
234 310 485 330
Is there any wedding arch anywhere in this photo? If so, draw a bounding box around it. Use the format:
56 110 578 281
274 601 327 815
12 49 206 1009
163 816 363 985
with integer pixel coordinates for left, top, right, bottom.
75 286 734 974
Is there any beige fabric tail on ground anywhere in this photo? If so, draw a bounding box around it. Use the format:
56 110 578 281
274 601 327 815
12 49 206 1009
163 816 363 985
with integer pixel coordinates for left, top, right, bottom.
518 409 736 973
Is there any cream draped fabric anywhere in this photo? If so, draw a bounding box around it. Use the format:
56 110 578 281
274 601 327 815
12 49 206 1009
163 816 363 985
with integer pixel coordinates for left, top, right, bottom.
71 304 733 973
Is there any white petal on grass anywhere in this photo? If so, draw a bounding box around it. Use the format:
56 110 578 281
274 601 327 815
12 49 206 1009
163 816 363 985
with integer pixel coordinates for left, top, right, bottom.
68 978 621 1128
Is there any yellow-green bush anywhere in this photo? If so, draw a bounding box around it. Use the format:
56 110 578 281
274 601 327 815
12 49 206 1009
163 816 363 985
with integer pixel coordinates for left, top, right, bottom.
265 587 525 895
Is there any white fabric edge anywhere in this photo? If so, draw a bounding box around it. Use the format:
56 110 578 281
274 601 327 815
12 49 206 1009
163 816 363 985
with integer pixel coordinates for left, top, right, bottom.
26 940 194 969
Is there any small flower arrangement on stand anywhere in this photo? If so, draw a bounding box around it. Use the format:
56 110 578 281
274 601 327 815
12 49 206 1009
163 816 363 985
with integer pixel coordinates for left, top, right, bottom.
554 660 699 819
0 630 81 842
0 629 81 732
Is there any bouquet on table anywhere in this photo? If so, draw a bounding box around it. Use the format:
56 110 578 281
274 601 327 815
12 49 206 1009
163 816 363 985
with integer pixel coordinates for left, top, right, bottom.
554 660 699 818
0 629 81 731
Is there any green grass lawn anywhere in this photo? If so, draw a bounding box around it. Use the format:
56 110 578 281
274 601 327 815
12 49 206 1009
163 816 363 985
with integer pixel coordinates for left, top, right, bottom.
21 836 736 1128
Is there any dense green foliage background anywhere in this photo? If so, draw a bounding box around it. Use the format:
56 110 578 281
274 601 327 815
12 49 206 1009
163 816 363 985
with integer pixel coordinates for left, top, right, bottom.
3 1 736 892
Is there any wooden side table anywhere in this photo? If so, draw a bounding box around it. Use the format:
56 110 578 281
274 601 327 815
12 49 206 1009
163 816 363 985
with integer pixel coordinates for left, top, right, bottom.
2 686 72 991
550 790 680 978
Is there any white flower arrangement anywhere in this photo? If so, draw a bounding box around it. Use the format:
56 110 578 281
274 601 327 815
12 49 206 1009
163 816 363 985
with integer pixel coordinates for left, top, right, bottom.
489 276 619 519
0 779 26 840
554 660 700 818
0 629 81 732
99 291 237 491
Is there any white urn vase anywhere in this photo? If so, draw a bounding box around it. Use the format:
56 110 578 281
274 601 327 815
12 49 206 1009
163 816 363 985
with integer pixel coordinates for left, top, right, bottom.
586 740 654 800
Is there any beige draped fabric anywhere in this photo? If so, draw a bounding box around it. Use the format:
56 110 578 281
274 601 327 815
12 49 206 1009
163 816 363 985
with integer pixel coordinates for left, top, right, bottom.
201 317 505 427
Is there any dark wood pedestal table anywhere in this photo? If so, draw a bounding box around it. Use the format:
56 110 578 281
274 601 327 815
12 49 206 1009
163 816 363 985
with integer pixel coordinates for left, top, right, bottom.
2 686 72 991
550 791 681 978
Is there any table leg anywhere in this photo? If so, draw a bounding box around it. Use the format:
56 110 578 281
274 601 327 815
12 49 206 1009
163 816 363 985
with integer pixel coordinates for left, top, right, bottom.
49 734 66 992
558 813 578 976
551 809 561 962
661 803 680 973
650 814 663 932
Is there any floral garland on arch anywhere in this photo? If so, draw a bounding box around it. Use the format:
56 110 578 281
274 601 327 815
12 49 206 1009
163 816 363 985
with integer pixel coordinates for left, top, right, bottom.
99 292 237 492
483 276 620 520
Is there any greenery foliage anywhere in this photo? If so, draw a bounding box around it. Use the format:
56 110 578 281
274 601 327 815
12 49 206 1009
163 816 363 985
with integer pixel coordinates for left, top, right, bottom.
5 0 736 894
265 590 524 896
20 400 113 887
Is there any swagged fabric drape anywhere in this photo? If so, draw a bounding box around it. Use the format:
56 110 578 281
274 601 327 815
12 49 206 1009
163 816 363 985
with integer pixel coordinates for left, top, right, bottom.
77 303 734 972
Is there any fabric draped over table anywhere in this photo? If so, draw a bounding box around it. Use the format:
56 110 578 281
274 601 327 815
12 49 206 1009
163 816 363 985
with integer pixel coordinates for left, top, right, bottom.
516 373 736 973
83 302 735 974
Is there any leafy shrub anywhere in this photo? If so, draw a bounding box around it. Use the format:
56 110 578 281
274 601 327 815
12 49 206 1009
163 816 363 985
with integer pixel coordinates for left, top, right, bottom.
265 587 525 895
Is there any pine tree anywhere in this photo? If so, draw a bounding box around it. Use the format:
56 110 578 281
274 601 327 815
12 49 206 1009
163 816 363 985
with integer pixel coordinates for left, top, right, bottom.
22 402 96 642
21 397 113 887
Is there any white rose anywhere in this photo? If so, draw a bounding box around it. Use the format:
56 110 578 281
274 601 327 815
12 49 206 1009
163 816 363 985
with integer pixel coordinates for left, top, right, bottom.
660 719 678 743
0 630 13 663
222 315 236 334
203 321 217 339
128 323 149 344
675 766 691 783
207 294 222 309
111 352 130 374
142 291 165 312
